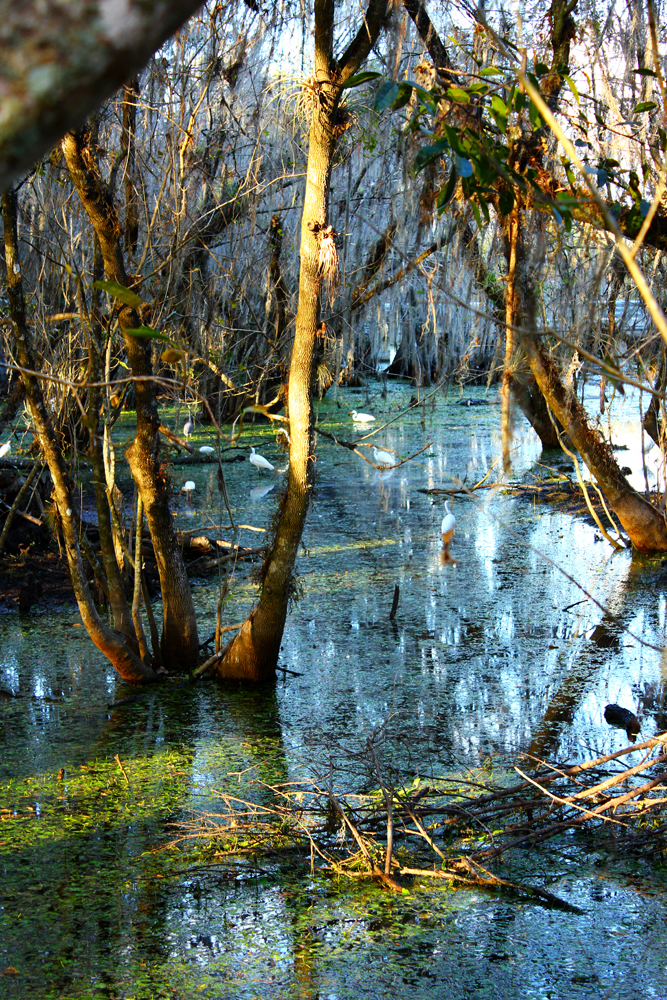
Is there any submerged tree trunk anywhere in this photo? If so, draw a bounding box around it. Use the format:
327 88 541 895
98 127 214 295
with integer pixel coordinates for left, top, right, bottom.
212 0 388 682
61 129 199 671
2 189 156 682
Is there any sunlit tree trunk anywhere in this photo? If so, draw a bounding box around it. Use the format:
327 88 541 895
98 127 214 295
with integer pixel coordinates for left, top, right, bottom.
213 0 388 681
61 129 199 670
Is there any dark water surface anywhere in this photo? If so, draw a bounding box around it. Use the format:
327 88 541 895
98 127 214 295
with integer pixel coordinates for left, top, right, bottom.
2 384 667 999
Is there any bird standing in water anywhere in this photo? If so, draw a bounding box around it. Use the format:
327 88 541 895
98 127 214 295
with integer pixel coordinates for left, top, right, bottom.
373 446 394 467
441 500 456 563
350 409 375 424
249 446 274 473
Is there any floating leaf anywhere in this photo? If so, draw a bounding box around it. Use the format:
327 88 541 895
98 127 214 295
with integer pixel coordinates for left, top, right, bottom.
374 81 400 111
342 71 382 89
93 280 142 308
124 326 169 342
634 100 658 113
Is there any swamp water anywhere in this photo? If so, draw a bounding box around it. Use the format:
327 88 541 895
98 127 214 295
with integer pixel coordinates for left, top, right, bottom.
2 384 667 999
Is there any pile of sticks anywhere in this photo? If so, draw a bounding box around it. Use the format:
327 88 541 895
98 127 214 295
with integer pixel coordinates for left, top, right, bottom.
175 732 667 911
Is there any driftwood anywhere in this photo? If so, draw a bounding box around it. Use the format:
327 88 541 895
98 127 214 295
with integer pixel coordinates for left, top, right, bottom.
172 729 667 912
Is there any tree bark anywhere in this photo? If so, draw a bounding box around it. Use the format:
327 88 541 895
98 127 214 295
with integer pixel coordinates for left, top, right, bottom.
61 129 199 670
522 334 667 551
0 0 206 192
212 0 389 682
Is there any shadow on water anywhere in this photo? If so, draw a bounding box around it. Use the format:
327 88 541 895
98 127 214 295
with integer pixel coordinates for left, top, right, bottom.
3 384 667 998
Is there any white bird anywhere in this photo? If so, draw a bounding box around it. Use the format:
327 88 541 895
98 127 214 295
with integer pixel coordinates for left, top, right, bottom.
181 480 196 496
350 409 375 424
276 427 291 446
183 417 194 438
249 446 274 473
441 500 456 563
0 442 11 459
373 446 394 467
199 445 215 455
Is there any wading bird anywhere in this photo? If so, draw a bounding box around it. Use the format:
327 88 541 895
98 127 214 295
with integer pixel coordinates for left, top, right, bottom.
604 703 641 743
249 447 274 473
373 446 394 467
0 442 10 459
441 500 456 563
183 415 193 438
350 409 375 424
199 445 215 455
181 480 196 499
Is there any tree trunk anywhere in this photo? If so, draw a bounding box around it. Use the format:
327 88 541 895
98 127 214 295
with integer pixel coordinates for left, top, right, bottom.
522 334 667 551
61 129 199 670
212 0 389 682
2 189 156 682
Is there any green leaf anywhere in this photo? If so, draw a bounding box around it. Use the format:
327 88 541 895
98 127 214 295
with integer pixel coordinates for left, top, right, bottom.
93 280 142 308
470 201 483 230
534 62 550 77
445 87 471 104
342 71 382 89
634 100 658 113
455 154 473 177
498 188 514 216
392 82 413 110
442 124 463 155
124 326 169 342
437 167 458 210
633 68 657 77
514 90 526 112
479 66 504 76
491 95 508 116
374 80 400 111
414 138 449 171
529 99 543 129
468 82 490 95
490 107 508 134
563 75 579 103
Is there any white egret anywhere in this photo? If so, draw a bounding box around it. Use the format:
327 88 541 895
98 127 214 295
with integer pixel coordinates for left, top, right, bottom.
0 441 11 459
441 500 456 563
249 446 274 473
373 446 394 467
350 409 375 424
199 445 215 455
181 480 196 496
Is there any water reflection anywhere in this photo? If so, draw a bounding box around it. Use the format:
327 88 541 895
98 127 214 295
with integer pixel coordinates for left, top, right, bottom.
3 383 667 997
